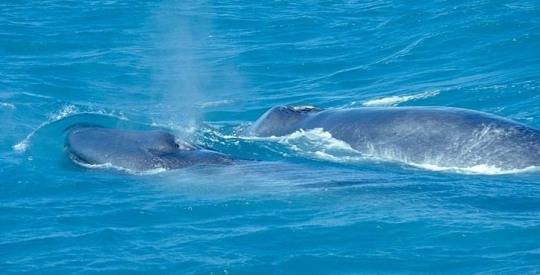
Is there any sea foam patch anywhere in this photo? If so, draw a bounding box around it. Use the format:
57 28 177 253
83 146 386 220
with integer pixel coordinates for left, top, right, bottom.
411 163 539 175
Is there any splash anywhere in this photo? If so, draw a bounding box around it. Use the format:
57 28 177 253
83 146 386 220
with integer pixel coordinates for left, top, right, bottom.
151 119 199 138
13 104 79 152
12 105 135 153
70 159 168 175
1 103 16 109
362 90 440 107
50 104 79 120
412 163 539 175
243 128 367 163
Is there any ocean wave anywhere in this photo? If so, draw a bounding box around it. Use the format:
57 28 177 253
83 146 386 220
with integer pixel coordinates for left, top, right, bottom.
13 106 134 153
13 104 79 152
411 163 539 175
361 90 440 107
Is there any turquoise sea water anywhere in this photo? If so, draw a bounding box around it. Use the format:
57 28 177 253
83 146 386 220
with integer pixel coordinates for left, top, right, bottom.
1 0 540 273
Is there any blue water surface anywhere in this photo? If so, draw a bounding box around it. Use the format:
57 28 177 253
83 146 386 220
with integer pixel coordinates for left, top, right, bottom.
1 0 540 273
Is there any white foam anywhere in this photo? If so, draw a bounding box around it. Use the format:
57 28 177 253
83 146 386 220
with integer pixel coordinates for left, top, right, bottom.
12 140 29 152
152 119 199 138
362 90 440 107
258 128 367 163
91 108 128 120
1 103 16 109
412 163 539 175
72 160 168 175
51 104 78 120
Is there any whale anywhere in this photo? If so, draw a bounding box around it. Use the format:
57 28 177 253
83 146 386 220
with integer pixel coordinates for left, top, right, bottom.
242 106 540 170
65 125 235 171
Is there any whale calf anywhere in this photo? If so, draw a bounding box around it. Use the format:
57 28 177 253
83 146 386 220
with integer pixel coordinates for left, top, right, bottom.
65 125 235 171
242 106 540 170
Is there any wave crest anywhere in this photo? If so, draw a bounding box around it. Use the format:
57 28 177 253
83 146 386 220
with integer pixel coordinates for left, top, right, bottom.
362 90 440 107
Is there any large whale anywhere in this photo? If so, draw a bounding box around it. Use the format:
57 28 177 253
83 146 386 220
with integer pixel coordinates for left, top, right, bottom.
65 125 235 171
242 106 540 170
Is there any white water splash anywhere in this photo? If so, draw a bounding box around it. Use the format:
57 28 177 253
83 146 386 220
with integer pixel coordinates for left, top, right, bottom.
362 90 440 107
243 128 367 163
151 119 199 138
71 159 168 175
1 102 16 109
50 104 79 120
412 163 539 175
13 104 79 152
92 108 128 120
12 141 29 152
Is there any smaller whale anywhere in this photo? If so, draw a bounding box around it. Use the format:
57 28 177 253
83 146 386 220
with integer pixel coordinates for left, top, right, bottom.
242 105 540 170
65 125 235 171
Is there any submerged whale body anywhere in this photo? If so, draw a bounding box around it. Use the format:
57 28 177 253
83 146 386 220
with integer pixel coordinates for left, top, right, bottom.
65 126 235 171
242 106 540 170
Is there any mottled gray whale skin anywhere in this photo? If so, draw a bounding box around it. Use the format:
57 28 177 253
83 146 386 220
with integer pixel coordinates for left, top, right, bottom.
65 126 235 171
243 106 540 170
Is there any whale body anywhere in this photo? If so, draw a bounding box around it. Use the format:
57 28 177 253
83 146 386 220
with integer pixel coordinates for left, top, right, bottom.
242 106 540 170
65 126 235 171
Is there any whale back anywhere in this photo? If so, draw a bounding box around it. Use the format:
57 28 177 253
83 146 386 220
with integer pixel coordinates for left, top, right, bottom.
303 107 540 169
246 106 540 170
65 126 234 171
243 105 323 136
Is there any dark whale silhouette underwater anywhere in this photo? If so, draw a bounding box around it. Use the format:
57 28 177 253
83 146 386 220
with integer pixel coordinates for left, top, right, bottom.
64 106 540 173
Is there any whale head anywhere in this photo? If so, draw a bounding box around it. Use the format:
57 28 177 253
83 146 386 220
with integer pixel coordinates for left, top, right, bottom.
242 105 323 137
65 126 235 171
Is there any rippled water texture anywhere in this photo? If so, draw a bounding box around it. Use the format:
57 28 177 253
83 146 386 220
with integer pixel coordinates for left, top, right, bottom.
1 1 539 273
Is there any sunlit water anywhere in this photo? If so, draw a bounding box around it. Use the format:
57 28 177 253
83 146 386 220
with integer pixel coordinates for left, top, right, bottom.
1 1 539 273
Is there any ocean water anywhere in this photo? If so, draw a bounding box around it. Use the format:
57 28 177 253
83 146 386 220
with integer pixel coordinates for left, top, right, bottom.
1 0 540 273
